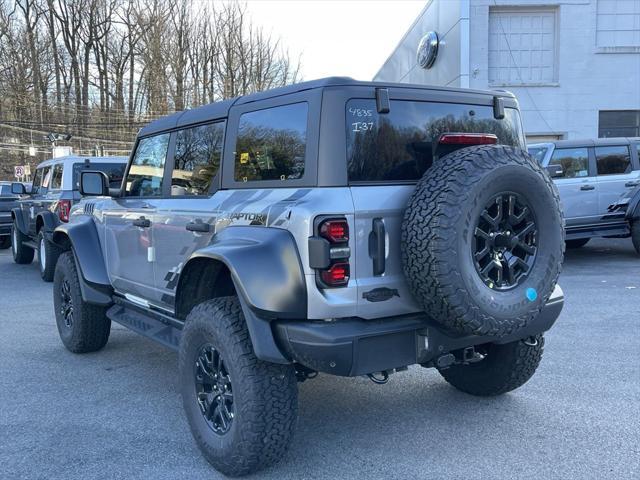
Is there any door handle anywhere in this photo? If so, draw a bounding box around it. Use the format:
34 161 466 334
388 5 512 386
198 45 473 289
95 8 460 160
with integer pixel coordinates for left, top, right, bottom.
132 216 151 228
368 218 386 276
580 185 595 191
186 220 211 233
625 181 640 187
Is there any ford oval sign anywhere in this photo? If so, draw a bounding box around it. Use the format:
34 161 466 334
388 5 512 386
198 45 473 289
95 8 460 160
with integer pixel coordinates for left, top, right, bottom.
416 31 439 69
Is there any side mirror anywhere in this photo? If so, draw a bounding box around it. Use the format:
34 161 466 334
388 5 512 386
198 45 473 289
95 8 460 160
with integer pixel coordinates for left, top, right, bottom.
80 170 109 196
11 182 27 195
545 164 564 178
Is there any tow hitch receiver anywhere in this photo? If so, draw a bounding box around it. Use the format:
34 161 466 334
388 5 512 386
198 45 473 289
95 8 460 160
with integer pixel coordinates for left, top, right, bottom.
435 346 485 370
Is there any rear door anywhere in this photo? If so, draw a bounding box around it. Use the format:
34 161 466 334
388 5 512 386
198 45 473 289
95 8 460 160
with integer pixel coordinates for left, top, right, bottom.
546 146 599 226
346 95 526 318
595 144 640 213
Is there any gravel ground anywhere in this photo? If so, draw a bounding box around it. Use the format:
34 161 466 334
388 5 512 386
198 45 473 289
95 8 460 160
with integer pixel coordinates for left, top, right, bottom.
0 238 638 479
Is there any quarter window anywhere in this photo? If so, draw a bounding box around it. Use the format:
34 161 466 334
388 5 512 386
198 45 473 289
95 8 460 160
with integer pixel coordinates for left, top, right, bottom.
125 133 170 197
595 145 631 175
171 122 225 196
234 103 307 182
50 164 63 190
549 148 590 178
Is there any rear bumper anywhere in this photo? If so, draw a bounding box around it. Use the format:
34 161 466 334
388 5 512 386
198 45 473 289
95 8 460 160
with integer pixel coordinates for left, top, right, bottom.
273 285 564 377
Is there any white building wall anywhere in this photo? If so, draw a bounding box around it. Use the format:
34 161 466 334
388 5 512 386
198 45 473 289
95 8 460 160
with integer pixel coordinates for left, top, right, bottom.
470 0 640 140
375 0 470 87
374 0 640 140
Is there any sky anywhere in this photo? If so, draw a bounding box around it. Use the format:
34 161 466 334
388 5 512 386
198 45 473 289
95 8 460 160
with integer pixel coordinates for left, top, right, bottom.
241 0 426 81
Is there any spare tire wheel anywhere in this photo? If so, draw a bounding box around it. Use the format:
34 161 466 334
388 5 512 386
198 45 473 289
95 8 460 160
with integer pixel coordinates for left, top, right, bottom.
401 144 564 337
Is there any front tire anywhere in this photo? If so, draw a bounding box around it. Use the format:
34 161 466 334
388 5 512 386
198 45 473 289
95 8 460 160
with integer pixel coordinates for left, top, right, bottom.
179 297 297 477
11 222 34 264
439 335 544 396
53 251 111 353
38 230 61 282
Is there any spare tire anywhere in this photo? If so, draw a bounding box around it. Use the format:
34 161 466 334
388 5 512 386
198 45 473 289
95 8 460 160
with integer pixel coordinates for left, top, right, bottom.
401 145 564 337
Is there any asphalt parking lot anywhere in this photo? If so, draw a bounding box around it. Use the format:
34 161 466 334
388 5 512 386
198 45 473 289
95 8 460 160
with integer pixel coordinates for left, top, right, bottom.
0 238 638 480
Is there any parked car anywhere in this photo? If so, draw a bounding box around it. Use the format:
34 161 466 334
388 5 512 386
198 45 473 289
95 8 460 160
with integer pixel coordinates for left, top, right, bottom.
607 183 640 253
0 181 23 249
10 155 127 280
528 138 640 249
51 78 564 476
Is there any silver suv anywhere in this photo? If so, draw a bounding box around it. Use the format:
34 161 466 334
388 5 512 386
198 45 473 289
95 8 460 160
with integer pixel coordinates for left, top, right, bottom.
51 78 565 476
528 138 640 249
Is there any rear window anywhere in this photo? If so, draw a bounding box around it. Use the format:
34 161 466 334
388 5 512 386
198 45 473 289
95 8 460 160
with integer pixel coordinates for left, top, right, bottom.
50 164 63 189
73 162 127 190
346 99 524 182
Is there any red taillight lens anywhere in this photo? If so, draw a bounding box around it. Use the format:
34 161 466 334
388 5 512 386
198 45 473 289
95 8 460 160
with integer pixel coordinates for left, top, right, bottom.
319 219 349 243
320 262 350 287
438 133 498 145
58 199 71 222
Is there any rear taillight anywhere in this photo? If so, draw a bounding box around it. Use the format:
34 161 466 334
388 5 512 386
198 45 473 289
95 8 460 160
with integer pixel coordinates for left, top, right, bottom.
319 219 349 243
320 262 350 287
57 199 71 222
438 133 498 145
313 217 351 288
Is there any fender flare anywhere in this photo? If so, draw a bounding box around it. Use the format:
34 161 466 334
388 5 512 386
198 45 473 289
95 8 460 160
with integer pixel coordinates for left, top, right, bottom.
179 226 307 364
52 217 113 305
36 211 59 237
10 207 27 235
626 187 640 221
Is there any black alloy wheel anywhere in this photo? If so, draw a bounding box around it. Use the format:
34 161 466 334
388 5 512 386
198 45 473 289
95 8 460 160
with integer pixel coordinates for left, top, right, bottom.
60 278 74 328
194 343 234 435
473 192 538 291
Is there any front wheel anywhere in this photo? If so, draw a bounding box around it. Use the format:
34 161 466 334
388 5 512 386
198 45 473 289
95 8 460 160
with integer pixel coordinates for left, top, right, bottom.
53 251 111 353
439 335 544 396
11 222 34 264
179 297 298 477
38 230 61 282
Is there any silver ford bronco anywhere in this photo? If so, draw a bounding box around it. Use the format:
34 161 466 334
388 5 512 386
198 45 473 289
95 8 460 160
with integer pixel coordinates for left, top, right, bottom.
51 78 565 476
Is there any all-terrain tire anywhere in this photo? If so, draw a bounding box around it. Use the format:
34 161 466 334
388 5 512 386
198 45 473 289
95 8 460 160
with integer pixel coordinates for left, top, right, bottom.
53 251 111 353
631 222 640 255
38 230 61 282
439 335 544 396
566 238 590 249
402 145 564 337
179 297 297 477
0 235 10 249
11 222 34 264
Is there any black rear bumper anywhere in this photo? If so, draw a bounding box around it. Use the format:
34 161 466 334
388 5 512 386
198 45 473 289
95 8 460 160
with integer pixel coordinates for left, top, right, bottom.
273 285 564 377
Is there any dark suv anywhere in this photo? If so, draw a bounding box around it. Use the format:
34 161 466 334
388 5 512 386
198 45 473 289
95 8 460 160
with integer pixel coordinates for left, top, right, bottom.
11 155 127 280
51 78 564 476
0 181 22 249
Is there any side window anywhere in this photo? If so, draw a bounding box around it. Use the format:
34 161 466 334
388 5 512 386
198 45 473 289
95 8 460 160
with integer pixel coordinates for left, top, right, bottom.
31 168 44 194
171 122 225 196
50 164 63 190
125 133 170 197
549 148 589 178
41 167 52 191
234 103 307 182
596 145 632 175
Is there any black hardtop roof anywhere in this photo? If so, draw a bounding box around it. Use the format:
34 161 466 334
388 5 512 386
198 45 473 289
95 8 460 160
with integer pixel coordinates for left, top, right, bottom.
138 76 517 137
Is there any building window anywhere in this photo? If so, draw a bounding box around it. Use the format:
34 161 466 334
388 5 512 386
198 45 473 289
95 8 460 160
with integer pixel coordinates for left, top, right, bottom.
599 110 640 137
596 0 640 48
488 8 558 85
